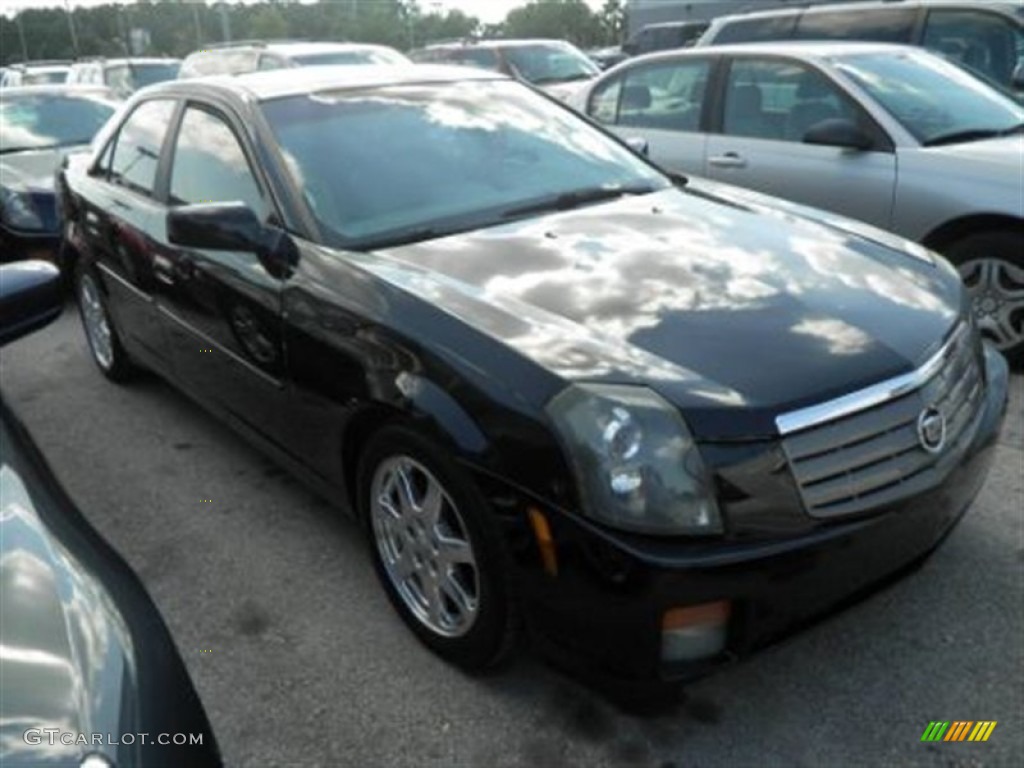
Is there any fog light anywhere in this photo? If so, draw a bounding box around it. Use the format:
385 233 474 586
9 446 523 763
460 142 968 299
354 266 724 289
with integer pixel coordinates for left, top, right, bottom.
661 601 731 662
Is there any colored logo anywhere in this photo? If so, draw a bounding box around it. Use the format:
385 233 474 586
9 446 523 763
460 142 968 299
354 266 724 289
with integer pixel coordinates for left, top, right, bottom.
921 721 997 742
917 406 946 454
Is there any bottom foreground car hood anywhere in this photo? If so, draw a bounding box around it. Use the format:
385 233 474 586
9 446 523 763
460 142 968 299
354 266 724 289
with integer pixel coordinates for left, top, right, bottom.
379 185 964 439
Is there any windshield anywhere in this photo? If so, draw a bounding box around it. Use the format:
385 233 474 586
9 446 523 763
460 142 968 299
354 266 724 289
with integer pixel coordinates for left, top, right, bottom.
22 68 70 86
834 50 1024 145
502 43 599 84
292 49 410 67
0 93 115 153
261 80 667 246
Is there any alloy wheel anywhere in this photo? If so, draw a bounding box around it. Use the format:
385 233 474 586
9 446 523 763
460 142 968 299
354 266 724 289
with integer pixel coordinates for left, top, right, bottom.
79 272 114 370
959 258 1024 352
370 455 480 638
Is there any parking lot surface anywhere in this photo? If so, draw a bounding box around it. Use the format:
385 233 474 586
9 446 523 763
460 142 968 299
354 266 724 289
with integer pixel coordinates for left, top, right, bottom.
2 308 1021 767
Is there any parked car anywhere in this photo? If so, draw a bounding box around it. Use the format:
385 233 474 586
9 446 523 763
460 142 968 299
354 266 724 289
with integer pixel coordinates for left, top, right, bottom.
1 85 117 265
571 42 1024 362
409 39 599 99
624 21 710 56
697 0 1024 95
0 260 222 767
57 65 1008 694
0 61 72 88
587 46 629 70
67 57 181 98
178 40 410 78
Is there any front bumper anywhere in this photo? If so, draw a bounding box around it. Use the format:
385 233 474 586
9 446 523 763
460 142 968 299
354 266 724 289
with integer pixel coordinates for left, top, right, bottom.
499 345 1008 689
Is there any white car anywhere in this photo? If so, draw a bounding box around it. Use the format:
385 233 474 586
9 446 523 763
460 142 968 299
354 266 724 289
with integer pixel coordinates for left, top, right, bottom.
570 42 1024 361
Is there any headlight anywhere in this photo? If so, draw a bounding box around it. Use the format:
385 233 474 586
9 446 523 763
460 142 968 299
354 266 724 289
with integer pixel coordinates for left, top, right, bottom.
546 383 721 535
1 187 44 231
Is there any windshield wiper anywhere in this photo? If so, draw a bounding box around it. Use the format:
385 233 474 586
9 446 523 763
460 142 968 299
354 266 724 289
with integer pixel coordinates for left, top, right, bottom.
501 183 658 219
0 140 86 156
923 128 1009 147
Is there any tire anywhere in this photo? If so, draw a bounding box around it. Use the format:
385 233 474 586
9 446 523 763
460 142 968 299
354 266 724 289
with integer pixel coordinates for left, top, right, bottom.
75 264 136 382
358 424 518 672
944 230 1024 367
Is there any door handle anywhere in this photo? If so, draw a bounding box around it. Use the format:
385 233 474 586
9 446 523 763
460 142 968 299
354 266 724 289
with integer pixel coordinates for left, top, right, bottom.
708 152 748 169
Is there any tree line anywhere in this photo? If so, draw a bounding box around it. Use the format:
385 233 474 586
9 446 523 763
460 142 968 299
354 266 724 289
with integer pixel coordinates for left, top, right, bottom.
1 0 626 64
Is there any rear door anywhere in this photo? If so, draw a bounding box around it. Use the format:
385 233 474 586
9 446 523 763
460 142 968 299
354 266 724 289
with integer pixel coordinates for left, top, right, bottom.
703 55 896 229
156 101 288 441
84 98 178 370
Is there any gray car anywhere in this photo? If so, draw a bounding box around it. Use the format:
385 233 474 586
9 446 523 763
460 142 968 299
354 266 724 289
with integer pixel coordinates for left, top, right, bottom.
570 42 1024 361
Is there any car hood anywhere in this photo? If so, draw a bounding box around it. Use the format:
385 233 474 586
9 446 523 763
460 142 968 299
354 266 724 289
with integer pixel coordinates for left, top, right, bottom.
920 134 1024 180
0 464 136 767
0 146 87 192
378 184 963 439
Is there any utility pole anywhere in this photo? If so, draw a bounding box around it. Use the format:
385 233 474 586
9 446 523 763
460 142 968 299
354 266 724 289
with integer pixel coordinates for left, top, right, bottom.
64 1 80 58
15 13 29 61
192 2 203 47
116 4 130 56
218 2 232 45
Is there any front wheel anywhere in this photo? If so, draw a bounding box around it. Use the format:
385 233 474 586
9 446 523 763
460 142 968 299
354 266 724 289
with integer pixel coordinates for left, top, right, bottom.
75 265 135 382
944 230 1024 366
358 425 517 672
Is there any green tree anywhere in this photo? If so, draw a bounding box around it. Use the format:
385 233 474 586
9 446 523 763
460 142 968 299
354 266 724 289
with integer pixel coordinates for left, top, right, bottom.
597 0 625 45
246 5 288 41
502 0 602 49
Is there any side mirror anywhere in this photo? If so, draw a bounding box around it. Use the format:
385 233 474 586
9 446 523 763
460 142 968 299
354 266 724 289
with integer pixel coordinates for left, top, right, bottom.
624 136 650 157
167 202 266 253
0 260 63 346
803 118 874 151
166 202 298 279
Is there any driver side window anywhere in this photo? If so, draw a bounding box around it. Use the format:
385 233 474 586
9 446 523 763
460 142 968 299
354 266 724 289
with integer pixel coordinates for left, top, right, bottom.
169 105 265 218
723 58 862 143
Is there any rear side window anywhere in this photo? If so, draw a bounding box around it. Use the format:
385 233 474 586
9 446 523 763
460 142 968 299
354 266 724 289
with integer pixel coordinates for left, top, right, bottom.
711 14 798 44
795 8 916 43
615 59 710 132
453 49 501 71
109 99 176 196
169 106 265 216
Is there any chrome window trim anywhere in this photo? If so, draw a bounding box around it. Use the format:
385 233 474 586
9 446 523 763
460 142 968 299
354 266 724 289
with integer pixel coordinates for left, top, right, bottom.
775 322 967 436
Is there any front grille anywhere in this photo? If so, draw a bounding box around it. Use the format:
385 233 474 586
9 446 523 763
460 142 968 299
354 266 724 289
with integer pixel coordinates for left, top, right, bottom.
779 322 985 519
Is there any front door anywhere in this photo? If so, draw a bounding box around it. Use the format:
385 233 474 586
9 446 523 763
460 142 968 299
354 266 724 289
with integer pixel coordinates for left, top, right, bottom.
704 55 897 230
157 103 287 443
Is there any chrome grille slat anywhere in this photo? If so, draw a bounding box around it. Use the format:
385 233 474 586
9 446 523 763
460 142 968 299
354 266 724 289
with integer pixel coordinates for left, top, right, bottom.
778 322 984 519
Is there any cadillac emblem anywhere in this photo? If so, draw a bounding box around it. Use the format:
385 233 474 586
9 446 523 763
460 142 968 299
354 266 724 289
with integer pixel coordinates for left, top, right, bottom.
917 406 947 454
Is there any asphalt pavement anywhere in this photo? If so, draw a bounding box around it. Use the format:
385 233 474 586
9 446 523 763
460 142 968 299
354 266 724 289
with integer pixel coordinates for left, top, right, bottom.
2 307 1021 767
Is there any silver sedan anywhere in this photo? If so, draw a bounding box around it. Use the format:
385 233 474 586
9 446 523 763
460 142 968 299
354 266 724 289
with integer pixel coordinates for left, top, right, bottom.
570 42 1024 362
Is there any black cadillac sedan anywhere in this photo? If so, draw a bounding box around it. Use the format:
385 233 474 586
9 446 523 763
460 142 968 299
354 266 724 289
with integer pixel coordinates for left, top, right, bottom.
56 66 1009 691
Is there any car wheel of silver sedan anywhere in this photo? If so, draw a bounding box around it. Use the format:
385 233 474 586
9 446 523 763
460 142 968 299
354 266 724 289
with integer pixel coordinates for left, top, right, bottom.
946 230 1024 366
75 265 135 382
359 424 517 670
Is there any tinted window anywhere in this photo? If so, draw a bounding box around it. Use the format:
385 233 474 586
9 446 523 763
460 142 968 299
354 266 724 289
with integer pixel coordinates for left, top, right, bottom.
130 62 180 88
923 10 1022 86
614 59 710 132
723 58 861 142
110 99 175 195
796 8 916 43
169 107 264 215
712 14 798 44
262 80 667 245
0 92 115 153
452 49 501 71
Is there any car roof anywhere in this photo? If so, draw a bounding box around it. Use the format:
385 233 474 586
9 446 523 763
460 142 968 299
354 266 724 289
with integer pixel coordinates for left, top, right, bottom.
637 40 930 61
639 21 708 30
146 64 506 102
263 41 394 56
711 0 1022 24
422 38 573 50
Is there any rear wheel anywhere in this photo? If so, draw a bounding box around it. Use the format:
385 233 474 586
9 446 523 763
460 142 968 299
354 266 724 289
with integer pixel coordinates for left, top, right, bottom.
945 230 1024 366
75 265 135 382
358 425 517 672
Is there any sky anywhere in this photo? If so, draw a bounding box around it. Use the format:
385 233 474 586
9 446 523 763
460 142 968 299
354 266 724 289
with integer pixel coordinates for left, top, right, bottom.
4 1 608 25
